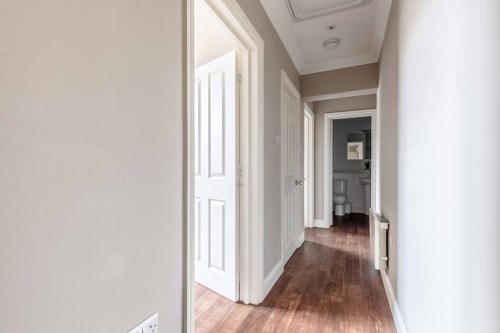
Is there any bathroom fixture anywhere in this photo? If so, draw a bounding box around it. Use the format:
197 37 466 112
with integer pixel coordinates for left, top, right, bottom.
333 179 348 216
359 177 371 215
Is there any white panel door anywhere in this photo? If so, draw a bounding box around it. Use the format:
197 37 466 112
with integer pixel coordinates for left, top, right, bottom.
194 51 239 301
281 71 303 264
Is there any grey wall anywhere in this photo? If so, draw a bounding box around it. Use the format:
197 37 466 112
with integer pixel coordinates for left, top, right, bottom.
237 0 301 276
378 0 399 296
380 0 500 332
301 64 379 98
313 95 376 219
0 0 184 332
332 118 371 211
333 117 371 172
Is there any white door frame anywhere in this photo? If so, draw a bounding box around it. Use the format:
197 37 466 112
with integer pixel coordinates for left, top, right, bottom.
303 104 314 228
323 109 378 227
186 0 265 332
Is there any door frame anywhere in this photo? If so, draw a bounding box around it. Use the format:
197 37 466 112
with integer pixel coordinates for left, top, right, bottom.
186 0 265 331
280 69 304 264
323 109 378 227
303 104 314 228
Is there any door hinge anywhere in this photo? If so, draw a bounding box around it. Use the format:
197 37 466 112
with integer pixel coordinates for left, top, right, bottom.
237 164 243 186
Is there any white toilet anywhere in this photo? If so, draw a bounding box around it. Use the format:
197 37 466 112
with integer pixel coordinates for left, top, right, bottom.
333 179 348 216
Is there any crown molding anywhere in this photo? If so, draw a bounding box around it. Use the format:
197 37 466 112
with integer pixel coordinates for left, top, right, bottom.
260 0 392 75
260 0 304 72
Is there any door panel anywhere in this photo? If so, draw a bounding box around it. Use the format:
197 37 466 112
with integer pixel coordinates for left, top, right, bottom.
281 72 303 264
194 51 238 301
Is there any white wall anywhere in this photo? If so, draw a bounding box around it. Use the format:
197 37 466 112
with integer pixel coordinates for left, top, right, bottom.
194 0 240 67
332 117 371 212
313 95 377 219
0 1 184 332
379 0 500 331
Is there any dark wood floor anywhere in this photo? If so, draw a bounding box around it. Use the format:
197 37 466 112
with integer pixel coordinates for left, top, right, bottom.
195 213 395 333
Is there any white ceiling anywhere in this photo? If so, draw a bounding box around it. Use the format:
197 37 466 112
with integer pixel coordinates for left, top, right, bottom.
260 0 392 74
194 0 240 67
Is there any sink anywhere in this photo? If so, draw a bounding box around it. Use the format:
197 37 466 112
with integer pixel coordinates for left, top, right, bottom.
359 177 371 185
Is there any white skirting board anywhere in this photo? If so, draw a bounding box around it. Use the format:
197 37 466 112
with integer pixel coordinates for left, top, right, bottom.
262 232 305 301
262 259 283 301
312 219 330 228
381 269 408 333
351 207 366 214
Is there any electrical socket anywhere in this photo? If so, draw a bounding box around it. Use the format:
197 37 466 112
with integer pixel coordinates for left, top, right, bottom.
142 313 158 333
128 313 158 333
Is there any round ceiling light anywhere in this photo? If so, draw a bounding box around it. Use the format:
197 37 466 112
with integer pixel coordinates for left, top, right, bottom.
323 38 341 50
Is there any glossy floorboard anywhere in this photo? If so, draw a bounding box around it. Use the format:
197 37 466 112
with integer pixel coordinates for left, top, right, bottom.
195 214 396 333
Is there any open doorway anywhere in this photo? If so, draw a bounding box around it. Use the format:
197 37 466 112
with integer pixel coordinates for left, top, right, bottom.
186 0 265 332
193 0 241 304
323 109 377 227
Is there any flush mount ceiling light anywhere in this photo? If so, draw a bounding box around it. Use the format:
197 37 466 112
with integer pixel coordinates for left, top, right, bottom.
323 38 341 50
286 0 373 22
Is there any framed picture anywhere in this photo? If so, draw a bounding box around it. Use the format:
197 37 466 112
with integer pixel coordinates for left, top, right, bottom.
347 141 364 160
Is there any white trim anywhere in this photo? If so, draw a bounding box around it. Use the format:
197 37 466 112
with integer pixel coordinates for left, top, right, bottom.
301 54 378 75
351 207 366 214
185 1 194 331
303 88 378 102
311 219 330 229
303 104 315 229
262 260 284 300
381 270 408 333
259 0 392 74
186 2 265 331
323 109 377 228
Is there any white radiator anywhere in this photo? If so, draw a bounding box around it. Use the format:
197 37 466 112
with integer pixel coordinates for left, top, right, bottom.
369 209 389 271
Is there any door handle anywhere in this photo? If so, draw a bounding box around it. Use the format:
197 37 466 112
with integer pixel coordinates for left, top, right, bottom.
295 179 304 186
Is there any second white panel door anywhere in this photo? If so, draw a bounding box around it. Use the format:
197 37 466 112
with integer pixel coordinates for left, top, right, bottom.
281 71 303 264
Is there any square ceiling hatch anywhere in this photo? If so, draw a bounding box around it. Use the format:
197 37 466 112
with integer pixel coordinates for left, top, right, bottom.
286 0 372 21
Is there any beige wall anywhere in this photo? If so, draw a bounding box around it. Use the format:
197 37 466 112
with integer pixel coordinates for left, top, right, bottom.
194 0 240 67
237 0 300 276
301 64 379 98
0 1 184 332
313 95 377 219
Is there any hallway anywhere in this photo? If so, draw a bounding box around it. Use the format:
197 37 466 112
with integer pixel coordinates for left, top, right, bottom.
195 214 395 332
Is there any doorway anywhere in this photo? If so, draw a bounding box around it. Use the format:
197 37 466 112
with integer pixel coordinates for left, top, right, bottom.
323 109 377 227
186 0 265 331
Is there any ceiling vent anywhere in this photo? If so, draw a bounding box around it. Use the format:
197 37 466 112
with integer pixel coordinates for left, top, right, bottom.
286 0 372 22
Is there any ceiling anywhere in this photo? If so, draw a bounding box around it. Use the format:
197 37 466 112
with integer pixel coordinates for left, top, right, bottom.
194 0 240 67
260 0 392 74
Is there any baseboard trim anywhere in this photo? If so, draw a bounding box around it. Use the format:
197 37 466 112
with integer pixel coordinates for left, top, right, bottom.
381 269 408 333
352 207 366 214
296 231 305 248
312 219 330 228
262 259 284 301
